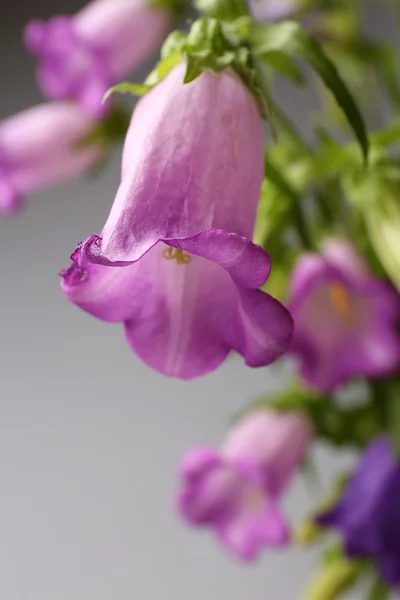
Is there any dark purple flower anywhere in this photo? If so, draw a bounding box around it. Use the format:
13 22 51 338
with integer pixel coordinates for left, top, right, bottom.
0 102 103 215
318 437 400 587
288 239 400 393
178 410 313 560
60 64 293 379
24 0 170 117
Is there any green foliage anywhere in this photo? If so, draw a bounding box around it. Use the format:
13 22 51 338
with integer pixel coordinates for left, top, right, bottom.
248 381 384 450
262 51 305 85
145 53 182 86
368 576 390 600
250 21 369 161
149 0 188 15
194 0 249 20
79 104 131 148
103 82 152 103
295 476 349 546
301 557 364 600
343 151 400 289
154 18 269 117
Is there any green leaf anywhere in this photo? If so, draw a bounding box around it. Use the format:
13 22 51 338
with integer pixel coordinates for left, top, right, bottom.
194 0 249 20
184 52 207 83
368 576 390 600
161 31 187 59
248 380 384 450
79 104 130 147
265 159 313 249
251 21 369 162
103 82 151 103
301 558 364 600
145 52 182 86
262 51 305 85
376 46 400 107
371 120 400 147
150 0 187 14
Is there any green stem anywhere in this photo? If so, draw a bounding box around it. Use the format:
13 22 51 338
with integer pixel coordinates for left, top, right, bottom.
264 160 314 250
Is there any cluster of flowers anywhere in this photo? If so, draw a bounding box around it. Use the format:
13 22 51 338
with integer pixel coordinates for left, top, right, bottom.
2 0 400 596
0 0 171 214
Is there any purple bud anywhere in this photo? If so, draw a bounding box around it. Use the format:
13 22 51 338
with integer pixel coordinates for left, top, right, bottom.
0 102 103 215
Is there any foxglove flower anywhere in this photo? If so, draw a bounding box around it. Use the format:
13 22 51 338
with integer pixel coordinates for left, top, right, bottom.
317 437 400 587
61 64 293 378
0 102 102 215
178 410 313 560
25 0 171 117
247 0 295 22
288 239 400 393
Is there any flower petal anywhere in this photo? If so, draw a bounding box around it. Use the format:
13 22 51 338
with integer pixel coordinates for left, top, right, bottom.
60 251 141 322
178 453 243 526
99 65 264 263
317 437 395 556
68 229 292 378
75 0 170 78
216 500 289 560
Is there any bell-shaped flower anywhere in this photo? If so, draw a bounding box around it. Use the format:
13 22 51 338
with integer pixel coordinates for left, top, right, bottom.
288 239 400 393
24 0 171 117
317 436 400 587
0 102 102 215
61 64 293 378
177 409 313 560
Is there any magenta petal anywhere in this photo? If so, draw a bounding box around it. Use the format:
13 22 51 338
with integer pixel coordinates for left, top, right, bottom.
25 1 169 114
216 501 289 560
123 234 291 379
64 230 292 378
60 253 140 323
179 447 221 481
0 171 22 215
0 103 102 213
177 451 238 525
289 242 400 392
167 230 271 288
99 65 265 263
61 66 292 378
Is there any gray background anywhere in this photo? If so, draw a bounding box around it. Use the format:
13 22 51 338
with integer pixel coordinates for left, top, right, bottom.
0 1 393 599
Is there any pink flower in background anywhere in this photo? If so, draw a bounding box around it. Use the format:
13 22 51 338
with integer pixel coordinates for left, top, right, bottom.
178 410 313 560
247 0 295 22
61 64 293 379
24 0 171 117
0 102 103 215
288 239 400 393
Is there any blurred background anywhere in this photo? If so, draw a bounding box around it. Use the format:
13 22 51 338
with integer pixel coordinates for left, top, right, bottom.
0 1 395 599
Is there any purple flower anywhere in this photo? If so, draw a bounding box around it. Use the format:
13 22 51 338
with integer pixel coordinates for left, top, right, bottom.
60 64 293 379
0 102 102 215
178 410 313 560
318 437 400 587
247 0 295 22
288 239 400 393
24 0 171 117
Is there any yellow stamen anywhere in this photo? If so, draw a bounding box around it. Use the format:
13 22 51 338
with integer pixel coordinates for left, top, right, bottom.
328 283 352 320
162 247 192 265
